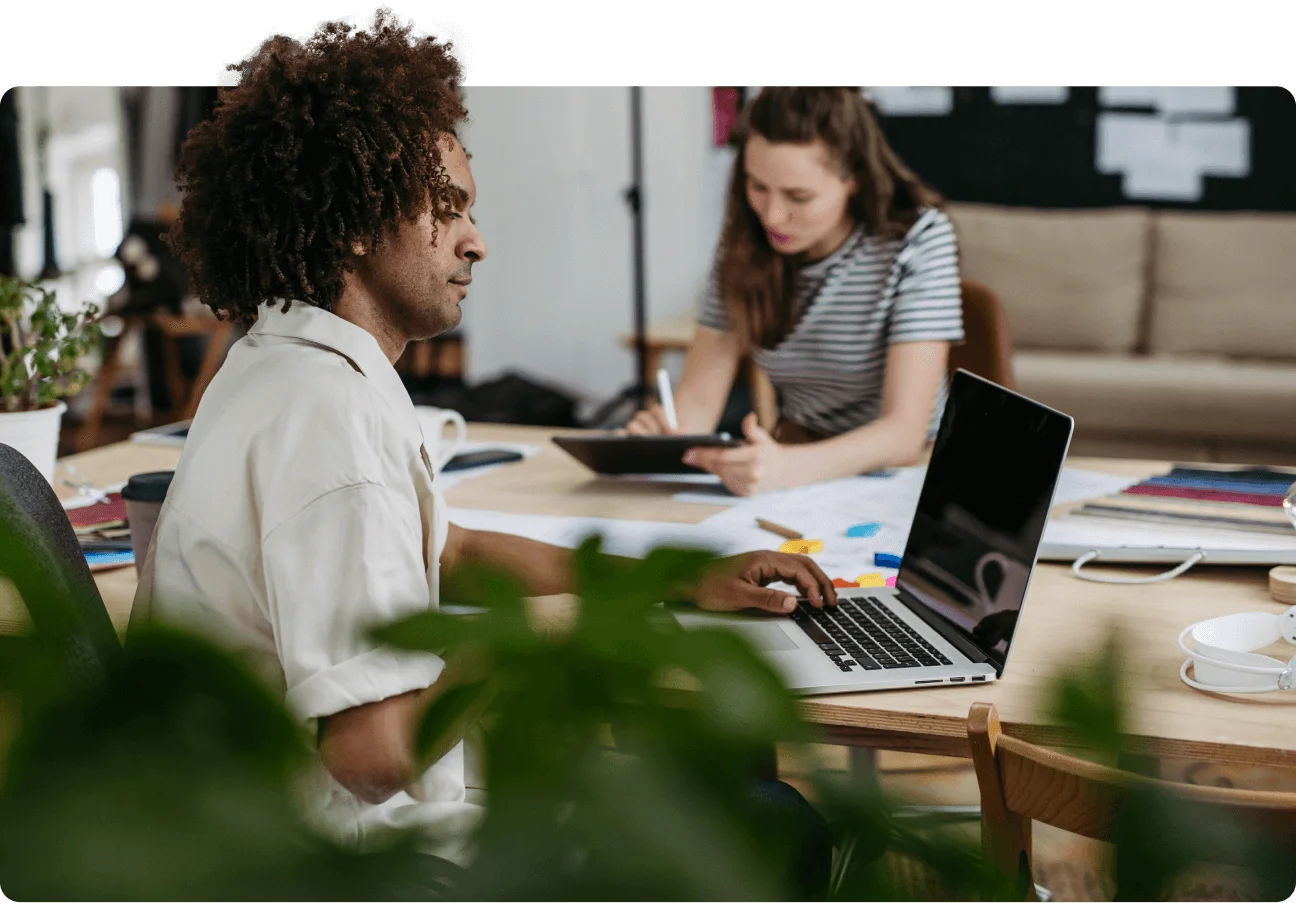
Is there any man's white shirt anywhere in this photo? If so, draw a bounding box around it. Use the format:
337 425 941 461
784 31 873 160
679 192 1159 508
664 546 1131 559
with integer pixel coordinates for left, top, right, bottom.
134 300 481 863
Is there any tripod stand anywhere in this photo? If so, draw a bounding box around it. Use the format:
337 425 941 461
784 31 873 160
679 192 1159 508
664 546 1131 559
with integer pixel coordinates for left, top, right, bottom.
586 85 650 429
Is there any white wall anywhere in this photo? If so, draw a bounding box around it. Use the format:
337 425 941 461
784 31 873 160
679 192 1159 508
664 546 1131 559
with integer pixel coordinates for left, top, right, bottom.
13 87 126 311
458 87 733 403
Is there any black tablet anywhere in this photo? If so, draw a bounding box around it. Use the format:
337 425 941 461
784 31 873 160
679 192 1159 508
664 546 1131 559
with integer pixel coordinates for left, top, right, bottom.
552 434 742 476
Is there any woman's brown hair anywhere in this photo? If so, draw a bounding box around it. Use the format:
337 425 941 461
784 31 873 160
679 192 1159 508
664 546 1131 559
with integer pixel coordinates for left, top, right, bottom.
718 87 943 349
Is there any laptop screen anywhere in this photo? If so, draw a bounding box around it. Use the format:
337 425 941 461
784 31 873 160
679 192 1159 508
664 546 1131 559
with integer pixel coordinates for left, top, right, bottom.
895 371 1073 674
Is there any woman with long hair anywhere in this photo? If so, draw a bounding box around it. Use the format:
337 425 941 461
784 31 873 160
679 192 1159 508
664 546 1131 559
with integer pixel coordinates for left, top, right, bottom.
628 87 963 496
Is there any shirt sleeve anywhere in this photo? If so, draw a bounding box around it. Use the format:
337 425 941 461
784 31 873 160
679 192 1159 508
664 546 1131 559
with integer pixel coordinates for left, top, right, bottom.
261 481 444 721
696 260 731 332
888 209 966 345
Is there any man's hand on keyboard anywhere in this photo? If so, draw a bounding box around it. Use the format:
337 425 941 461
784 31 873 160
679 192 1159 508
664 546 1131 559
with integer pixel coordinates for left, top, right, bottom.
692 551 837 614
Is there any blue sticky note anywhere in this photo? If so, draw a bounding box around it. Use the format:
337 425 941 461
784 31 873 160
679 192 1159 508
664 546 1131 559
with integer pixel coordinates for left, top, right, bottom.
874 552 902 569
846 523 882 539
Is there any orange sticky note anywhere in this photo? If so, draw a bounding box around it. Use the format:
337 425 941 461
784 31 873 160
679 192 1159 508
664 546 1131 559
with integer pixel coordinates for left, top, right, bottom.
855 572 886 588
831 577 856 589
779 539 823 554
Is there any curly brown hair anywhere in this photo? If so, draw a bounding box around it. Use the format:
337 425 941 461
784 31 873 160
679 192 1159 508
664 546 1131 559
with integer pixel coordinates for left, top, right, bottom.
718 87 943 349
166 9 468 327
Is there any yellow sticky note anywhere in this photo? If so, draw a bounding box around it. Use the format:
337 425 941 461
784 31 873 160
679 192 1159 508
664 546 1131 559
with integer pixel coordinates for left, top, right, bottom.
855 572 886 587
779 539 824 554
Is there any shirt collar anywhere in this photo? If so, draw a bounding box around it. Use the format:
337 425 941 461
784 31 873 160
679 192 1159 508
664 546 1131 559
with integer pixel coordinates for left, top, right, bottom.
249 300 420 433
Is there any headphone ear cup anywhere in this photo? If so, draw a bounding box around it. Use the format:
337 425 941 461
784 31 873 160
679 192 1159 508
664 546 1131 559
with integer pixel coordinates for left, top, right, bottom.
1281 606 1296 644
1187 613 1288 692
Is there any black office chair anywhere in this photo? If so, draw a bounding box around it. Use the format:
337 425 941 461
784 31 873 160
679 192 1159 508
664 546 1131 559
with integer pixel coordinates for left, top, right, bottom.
0 443 121 686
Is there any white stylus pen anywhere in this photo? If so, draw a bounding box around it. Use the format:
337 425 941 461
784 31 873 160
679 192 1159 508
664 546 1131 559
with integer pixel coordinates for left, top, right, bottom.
656 367 679 431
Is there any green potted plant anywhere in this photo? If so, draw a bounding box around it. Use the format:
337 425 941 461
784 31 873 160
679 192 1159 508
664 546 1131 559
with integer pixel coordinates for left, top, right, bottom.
0 274 102 482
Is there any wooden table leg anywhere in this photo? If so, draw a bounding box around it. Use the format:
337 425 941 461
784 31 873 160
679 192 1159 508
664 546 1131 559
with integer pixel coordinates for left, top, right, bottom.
642 348 663 398
77 325 130 452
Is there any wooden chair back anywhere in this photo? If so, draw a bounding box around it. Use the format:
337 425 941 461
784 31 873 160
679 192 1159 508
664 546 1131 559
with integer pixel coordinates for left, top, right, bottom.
950 280 1016 390
967 702 1296 892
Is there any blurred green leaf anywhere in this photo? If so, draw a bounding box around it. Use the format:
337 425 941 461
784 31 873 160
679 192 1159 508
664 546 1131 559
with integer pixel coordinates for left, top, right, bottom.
414 673 498 766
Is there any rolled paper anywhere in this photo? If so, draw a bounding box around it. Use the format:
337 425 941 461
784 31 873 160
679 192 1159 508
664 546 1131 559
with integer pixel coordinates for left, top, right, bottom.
874 552 902 569
846 523 882 539
779 539 824 554
855 572 886 588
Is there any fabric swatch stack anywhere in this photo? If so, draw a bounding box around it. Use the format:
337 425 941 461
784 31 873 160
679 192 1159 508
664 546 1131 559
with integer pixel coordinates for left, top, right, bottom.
1072 465 1296 536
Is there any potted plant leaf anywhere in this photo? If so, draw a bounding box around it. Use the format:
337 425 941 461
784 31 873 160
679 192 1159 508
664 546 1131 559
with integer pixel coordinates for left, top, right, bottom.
0 274 102 482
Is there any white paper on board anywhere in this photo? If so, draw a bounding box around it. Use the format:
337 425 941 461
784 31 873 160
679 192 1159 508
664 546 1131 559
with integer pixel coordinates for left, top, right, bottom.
1098 86 1164 109
1158 87 1235 117
867 87 954 116
1098 86 1236 117
1095 112 1169 174
1173 119 1251 177
990 86 1069 105
1123 159 1204 202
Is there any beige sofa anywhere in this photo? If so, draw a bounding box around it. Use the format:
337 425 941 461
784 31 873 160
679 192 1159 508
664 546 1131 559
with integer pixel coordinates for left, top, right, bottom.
947 203 1296 465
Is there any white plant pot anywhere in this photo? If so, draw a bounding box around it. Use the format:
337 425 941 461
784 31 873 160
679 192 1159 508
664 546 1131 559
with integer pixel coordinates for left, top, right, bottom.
0 402 67 485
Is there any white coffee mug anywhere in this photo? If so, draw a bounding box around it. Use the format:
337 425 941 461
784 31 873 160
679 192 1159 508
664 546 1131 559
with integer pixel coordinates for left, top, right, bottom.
974 551 1031 611
416 406 467 474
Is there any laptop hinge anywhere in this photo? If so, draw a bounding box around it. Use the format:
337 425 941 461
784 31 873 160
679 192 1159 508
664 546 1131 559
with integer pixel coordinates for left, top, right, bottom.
893 587 993 670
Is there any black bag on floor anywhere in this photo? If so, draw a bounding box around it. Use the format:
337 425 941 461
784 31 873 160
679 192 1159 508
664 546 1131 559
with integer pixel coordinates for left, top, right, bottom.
409 371 580 428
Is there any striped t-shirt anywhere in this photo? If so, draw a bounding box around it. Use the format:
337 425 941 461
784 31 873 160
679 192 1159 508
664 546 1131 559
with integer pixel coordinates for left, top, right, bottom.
698 207 964 438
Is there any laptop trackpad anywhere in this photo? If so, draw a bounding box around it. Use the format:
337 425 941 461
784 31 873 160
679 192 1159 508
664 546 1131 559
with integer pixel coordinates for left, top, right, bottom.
728 621 801 653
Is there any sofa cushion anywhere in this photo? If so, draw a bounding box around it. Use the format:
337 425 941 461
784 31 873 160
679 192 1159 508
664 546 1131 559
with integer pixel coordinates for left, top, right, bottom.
1148 211 1296 359
1013 350 1296 443
946 203 1151 353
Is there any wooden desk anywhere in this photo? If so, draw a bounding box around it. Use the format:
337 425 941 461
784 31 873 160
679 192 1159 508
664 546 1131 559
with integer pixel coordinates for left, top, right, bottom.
53 425 1296 770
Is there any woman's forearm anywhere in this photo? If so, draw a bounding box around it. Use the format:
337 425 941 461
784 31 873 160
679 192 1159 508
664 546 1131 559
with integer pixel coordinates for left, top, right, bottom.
672 326 743 433
792 415 929 482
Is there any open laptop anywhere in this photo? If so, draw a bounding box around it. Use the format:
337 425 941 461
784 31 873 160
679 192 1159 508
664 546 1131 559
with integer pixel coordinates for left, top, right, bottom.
671 370 1074 695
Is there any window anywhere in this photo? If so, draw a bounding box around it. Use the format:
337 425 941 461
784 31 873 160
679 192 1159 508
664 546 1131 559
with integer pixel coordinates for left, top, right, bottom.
90 167 123 259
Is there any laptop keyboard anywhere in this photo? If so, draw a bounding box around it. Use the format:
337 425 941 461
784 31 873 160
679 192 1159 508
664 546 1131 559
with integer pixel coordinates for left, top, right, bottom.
790 596 953 673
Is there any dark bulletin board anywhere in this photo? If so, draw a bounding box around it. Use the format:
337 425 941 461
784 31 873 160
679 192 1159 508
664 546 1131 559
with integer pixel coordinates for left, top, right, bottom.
871 87 1296 212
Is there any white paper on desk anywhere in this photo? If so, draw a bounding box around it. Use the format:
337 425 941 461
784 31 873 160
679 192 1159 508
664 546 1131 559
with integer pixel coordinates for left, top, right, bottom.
61 482 127 510
447 508 736 558
685 470 928 590
1051 469 1140 505
672 469 913 507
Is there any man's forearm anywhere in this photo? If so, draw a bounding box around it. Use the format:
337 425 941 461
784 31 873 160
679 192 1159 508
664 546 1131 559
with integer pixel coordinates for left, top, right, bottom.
451 529 576 596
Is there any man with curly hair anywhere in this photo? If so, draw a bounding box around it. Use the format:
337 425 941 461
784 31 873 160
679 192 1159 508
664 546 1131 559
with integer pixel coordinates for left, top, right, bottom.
134 10 836 873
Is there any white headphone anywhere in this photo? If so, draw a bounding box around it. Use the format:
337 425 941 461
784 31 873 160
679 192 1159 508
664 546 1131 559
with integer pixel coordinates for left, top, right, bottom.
1178 606 1296 694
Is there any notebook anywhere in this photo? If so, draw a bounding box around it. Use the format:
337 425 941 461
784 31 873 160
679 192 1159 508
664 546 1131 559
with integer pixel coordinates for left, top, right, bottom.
65 492 129 535
1069 465 1295 536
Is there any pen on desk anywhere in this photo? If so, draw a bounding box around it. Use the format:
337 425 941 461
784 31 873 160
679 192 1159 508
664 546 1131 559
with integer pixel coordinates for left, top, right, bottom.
756 518 803 540
656 367 679 431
